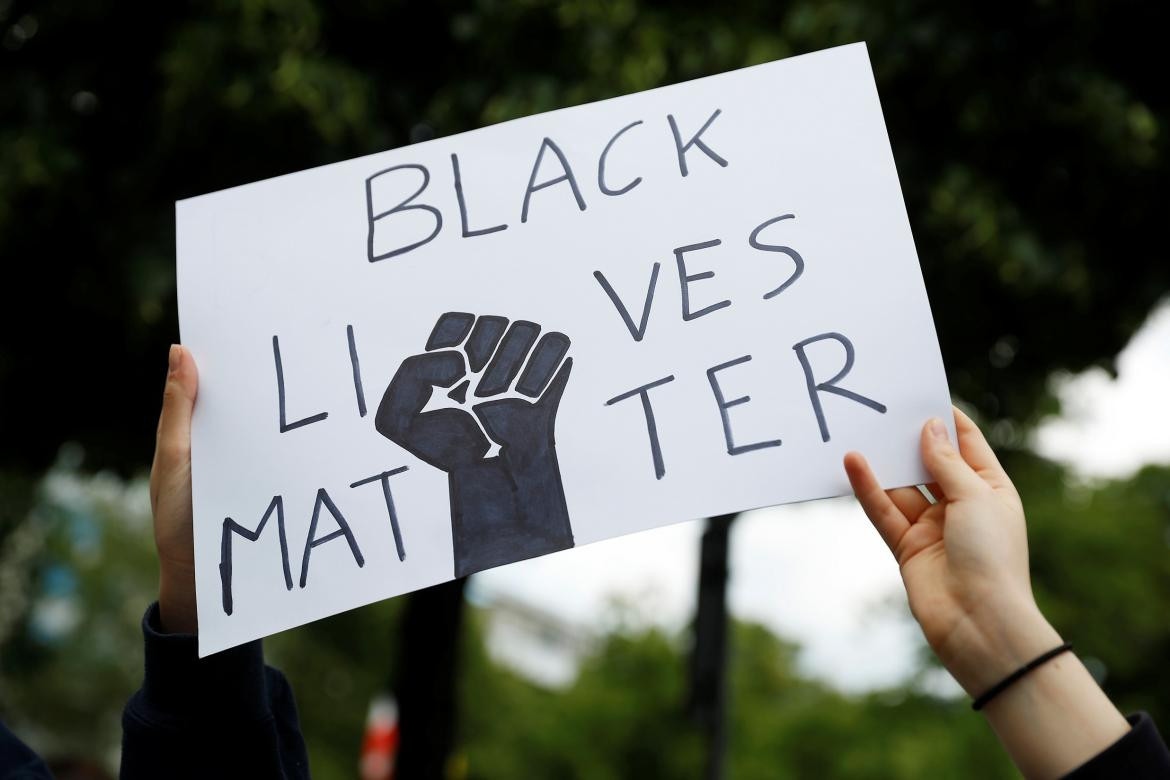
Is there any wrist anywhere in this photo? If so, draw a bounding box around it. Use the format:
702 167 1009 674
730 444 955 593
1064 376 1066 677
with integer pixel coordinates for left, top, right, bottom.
158 564 198 635
935 595 1063 698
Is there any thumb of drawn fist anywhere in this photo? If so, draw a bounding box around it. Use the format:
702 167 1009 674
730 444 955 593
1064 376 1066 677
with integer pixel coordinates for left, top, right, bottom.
375 312 572 472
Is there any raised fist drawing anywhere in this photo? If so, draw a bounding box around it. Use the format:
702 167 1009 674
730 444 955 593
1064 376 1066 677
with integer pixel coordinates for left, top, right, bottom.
375 312 575 577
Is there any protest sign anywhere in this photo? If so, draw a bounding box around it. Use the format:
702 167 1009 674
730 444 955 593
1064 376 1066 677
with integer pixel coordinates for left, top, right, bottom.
177 42 953 655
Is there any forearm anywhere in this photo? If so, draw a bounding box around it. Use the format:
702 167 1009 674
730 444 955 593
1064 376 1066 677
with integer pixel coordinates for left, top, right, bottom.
985 652 1130 779
121 603 310 779
942 602 1130 779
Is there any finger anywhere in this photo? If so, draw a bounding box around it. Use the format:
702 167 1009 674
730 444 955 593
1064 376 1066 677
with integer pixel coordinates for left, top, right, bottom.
152 345 199 507
952 405 1012 488
888 485 931 520
464 315 508 372
425 311 475 350
920 418 987 500
516 332 570 398
843 451 910 556
535 356 572 411
476 320 540 397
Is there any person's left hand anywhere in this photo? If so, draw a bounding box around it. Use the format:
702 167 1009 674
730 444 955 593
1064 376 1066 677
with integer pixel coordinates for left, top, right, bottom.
150 344 199 634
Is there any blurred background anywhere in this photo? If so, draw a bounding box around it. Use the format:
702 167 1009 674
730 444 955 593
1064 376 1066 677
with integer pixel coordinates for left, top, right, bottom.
2 1 1169 778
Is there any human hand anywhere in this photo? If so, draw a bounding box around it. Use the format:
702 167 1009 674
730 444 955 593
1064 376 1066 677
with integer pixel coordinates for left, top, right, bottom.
843 407 1062 697
150 344 199 634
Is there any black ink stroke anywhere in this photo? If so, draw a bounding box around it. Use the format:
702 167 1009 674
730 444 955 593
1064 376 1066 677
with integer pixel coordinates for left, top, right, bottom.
706 355 782 455
273 334 328 433
593 262 660 342
667 109 728 176
219 496 292 616
605 375 676 480
792 331 888 442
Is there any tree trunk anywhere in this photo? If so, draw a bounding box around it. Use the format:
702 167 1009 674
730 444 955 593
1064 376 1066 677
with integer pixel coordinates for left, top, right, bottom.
688 513 736 780
393 577 467 780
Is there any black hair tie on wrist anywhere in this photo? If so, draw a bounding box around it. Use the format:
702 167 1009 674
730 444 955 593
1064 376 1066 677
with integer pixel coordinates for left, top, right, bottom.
971 642 1074 711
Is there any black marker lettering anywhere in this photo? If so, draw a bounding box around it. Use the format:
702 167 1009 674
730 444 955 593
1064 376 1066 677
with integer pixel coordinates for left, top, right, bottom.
605 375 676 480
219 496 292 616
451 153 508 238
350 467 410 562
667 109 728 177
598 120 644 196
675 240 730 321
365 163 442 262
749 214 805 299
273 335 328 433
706 355 782 455
793 332 888 442
593 262 660 342
300 488 364 588
347 324 367 417
521 137 587 223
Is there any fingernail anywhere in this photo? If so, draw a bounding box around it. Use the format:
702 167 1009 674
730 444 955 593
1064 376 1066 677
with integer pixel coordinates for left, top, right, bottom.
168 344 181 374
928 418 948 441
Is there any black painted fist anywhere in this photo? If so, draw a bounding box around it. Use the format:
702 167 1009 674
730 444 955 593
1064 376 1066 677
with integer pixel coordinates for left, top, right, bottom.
375 312 575 577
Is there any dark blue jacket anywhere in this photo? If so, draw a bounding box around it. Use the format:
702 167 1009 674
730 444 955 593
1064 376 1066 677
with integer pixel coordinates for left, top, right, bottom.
2 603 309 779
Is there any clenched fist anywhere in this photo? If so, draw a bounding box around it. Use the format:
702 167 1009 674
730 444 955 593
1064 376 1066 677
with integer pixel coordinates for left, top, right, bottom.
375 312 575 577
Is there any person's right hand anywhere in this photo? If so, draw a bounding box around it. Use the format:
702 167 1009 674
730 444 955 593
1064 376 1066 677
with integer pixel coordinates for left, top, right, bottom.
845 407 1132 779
843 407 1062 697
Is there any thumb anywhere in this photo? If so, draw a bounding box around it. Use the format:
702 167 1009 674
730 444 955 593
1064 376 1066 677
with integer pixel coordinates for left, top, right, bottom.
374 350 465 444
920 417 986 500
154 345 198 484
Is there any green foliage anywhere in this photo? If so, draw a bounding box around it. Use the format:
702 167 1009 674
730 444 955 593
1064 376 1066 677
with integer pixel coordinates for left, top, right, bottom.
2 0 1167 485
266 600 403 780
2 456 1168 777
454 614 1018 780
1017 457 1170 727
0 464 157 763
458 618 705 779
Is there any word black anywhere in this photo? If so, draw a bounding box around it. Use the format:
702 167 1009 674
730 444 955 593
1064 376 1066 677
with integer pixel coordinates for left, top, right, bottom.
365 109 727 262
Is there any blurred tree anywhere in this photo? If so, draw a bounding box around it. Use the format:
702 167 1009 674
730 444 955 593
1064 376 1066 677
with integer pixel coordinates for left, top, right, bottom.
457 608 1020 779
1 457 1166 779
2 0 1167 488
2 1 1169 777
0 462 157 769
1014 457 1170 730
689 513 735 780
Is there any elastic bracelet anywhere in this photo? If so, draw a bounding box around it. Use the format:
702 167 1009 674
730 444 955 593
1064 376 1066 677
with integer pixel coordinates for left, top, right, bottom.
971 641 1074 711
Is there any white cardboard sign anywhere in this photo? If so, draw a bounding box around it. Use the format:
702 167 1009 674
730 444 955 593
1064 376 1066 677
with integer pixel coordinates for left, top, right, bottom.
178 42 952 656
